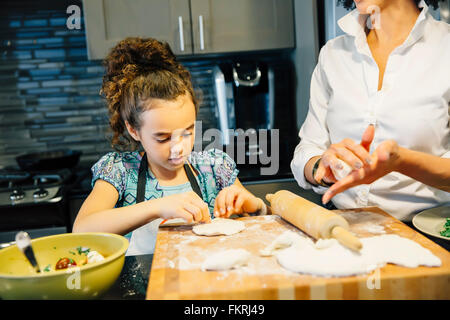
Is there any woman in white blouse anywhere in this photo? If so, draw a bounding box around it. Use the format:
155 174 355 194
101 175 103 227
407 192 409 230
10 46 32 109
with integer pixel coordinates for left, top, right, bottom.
291 0 450 221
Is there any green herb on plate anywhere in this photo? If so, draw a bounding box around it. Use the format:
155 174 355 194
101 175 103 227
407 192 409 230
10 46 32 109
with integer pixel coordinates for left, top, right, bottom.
440 218 450 238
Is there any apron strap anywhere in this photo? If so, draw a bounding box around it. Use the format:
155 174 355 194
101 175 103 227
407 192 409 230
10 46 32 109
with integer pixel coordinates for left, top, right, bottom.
136 152 202 203
136 152 148 204
184 163 203 199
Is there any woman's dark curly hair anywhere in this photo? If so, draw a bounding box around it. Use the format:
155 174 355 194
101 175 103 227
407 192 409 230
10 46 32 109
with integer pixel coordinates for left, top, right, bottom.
337 0 440 10
100 37 198 151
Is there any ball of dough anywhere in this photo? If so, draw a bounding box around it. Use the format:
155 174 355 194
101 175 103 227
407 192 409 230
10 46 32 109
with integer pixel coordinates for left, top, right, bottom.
193 218 245 236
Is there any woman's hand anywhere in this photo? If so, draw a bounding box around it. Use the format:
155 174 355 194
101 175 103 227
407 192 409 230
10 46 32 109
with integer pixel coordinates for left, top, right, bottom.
314 125 375 185
155 191 211 223
214 184 261 218
322 139 401 204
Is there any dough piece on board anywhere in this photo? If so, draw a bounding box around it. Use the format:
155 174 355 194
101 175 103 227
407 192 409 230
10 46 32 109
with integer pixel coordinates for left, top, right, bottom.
193 218 245 236
276 234 441 277
259 231 312 256
202 249 251 271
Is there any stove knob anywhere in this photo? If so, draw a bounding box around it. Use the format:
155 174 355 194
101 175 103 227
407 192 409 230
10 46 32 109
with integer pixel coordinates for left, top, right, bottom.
33 188 49 199
10 189 25 201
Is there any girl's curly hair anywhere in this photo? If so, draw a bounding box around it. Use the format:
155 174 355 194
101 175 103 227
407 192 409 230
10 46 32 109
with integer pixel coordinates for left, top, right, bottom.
100 37 198 151
337 0 440 10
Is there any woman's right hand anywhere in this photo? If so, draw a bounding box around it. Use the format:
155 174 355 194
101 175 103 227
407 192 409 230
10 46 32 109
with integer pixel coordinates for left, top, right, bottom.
154 191 211 223
314 125 375 184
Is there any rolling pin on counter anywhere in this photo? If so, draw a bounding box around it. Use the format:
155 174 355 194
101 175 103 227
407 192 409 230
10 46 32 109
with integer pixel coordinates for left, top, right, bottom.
266 190 362 252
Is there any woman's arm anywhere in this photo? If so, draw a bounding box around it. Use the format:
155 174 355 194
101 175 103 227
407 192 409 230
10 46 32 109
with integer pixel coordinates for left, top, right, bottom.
291 45 333 190
396 147 450 192
322 141 450 204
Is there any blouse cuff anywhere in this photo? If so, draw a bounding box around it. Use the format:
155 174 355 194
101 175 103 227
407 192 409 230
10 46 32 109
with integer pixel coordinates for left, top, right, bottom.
290 146 327 193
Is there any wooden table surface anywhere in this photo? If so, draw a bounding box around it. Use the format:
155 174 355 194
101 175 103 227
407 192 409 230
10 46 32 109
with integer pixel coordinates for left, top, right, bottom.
146 207 450 300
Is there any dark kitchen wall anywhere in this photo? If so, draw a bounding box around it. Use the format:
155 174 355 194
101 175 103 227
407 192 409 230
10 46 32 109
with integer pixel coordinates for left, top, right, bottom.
0 0 220 169
0 0 108 168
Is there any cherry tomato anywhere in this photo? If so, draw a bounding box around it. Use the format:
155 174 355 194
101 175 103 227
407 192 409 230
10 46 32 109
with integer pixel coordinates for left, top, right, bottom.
55 257 77 270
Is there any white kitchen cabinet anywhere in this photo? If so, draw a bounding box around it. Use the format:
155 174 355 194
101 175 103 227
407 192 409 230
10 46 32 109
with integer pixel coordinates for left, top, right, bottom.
83 0 295 60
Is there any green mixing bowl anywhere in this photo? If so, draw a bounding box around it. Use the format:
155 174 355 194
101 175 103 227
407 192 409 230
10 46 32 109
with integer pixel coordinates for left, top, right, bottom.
0 232 129 299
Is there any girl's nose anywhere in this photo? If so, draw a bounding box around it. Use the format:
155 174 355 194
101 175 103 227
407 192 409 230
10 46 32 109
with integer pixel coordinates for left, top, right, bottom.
170 135 184 154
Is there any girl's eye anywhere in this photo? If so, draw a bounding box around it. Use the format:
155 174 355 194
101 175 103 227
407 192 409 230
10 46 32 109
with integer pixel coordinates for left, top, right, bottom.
157 137 170 143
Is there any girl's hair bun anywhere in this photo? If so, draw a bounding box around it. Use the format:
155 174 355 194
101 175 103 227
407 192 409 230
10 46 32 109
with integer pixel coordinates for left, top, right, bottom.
103 37 178 82
100 37 197 151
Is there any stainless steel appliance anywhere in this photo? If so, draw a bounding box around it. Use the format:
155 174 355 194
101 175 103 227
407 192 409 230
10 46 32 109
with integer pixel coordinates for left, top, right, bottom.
0 168 72 246
212 59 297 180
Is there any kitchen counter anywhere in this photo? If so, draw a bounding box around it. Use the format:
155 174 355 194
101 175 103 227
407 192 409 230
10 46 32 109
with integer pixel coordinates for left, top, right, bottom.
102 254 153 300
101 219 448 300
67 177 448 299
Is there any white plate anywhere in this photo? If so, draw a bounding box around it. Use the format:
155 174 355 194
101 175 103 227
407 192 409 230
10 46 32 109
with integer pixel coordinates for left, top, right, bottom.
412 205 450 240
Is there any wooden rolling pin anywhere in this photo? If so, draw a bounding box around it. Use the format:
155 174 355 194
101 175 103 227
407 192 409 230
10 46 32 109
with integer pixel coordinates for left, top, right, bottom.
266 190 362 252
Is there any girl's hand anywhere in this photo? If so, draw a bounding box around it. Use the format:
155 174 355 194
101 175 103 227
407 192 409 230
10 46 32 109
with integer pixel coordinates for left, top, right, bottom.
322 139 400 204
154 191 211 223
214 185 261 218
314 125 375 185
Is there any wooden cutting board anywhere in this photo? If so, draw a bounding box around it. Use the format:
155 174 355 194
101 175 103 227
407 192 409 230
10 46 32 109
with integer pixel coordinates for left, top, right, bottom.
146 207 450 300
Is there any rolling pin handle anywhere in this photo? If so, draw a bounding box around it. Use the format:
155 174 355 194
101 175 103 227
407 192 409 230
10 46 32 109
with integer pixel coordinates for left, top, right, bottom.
331 226 363 252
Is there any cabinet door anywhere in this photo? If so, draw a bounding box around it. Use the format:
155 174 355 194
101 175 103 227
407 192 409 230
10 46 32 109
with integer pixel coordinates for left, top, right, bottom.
190 0 295 54
83 0 192 59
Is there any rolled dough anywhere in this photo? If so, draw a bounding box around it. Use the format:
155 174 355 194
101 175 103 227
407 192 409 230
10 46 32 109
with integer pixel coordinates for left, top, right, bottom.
193 218 245 236
276 234 441 277
202 249 251 271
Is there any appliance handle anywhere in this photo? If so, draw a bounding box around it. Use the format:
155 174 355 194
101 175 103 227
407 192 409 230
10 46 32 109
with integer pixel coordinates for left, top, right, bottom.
178 16 185 52
213 66 230 145
267 67 275 130
233 67 261 87
199 15 205 50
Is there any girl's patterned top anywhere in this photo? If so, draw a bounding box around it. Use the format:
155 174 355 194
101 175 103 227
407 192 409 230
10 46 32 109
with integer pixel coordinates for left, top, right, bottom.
91 148 239 215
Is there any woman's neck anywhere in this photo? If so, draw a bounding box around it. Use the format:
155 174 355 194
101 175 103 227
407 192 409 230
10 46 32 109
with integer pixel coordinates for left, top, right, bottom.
368 0 421 46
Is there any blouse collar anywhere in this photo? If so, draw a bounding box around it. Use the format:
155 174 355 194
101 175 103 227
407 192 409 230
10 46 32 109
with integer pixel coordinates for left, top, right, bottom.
337 0 431 56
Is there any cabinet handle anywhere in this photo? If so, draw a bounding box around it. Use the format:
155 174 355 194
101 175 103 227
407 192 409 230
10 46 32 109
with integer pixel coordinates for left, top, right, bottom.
199 15 205 50
178 16 185 52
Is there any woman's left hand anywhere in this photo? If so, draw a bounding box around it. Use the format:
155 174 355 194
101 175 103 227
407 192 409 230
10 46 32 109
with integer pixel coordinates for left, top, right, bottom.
322 139 401 204
214 185 261 218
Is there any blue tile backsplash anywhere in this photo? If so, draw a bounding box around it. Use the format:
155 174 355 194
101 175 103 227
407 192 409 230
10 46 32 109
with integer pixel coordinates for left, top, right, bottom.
0 0 220 169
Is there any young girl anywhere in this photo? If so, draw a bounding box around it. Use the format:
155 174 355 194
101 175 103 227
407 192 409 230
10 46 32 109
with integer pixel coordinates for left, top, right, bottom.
72 37 267 255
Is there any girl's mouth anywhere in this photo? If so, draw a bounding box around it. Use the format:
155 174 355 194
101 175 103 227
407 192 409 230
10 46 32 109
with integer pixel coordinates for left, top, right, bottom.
168 155 185 165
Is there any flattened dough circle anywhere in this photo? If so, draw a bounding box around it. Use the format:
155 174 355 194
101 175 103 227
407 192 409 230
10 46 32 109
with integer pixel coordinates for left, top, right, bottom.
193 218 245 236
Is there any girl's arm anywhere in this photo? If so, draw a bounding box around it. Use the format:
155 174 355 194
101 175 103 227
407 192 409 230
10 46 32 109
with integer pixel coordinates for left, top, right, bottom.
73 179 210 234
72 179 162 235
213 178 269 217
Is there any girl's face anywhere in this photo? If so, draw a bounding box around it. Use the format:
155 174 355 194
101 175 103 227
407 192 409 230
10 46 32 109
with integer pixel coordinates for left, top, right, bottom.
126 93 196 175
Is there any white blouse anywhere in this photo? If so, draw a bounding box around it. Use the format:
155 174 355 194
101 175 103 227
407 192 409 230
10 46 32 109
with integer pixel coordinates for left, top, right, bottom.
291 1 450 221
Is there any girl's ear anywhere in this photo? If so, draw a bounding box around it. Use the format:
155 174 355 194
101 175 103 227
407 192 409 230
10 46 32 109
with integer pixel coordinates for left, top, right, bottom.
125 121 140 142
